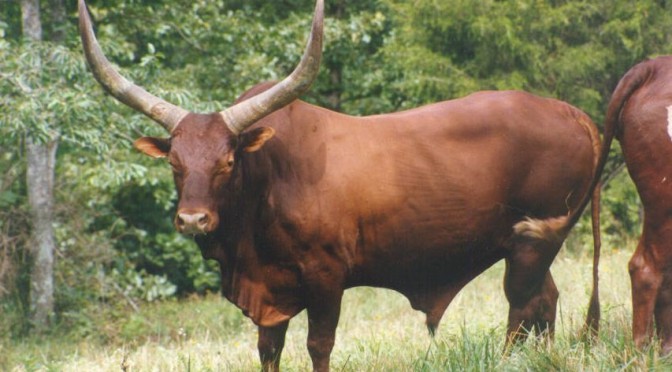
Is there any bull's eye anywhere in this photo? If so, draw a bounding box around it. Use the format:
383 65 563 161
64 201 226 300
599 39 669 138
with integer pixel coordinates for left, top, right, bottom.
168 160 183 176
224 154 235 168
214 155 235 177
172 169 184 179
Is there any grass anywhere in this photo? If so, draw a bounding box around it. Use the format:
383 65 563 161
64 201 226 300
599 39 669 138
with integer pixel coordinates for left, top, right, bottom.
4 248 672 371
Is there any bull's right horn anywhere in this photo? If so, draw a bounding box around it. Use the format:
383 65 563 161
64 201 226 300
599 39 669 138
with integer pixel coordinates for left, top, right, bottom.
220 0 324 135
78 0 189 133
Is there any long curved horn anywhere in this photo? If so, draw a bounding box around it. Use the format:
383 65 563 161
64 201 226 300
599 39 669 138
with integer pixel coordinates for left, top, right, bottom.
78 0 188 133
221 0 324 135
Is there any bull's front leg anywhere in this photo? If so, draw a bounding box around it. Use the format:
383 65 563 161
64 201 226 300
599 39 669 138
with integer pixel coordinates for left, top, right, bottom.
258 320 290 372
306 290 343 372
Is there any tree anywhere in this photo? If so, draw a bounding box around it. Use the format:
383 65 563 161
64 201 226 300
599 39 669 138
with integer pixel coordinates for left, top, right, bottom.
378 0 672 116
2 1 225 333
20 0 58 331
2 0 165 333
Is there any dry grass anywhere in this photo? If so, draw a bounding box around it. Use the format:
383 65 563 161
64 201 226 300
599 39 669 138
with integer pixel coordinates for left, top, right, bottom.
7 248 672 371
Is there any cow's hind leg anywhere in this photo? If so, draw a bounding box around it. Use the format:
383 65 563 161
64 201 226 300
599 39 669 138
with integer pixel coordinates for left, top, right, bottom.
629 237 661 350
651 225 672 356
655 271 672 355
258 320 290 372
504 236 561 346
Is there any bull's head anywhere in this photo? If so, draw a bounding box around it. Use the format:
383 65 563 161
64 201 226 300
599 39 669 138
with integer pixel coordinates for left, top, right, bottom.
78 0 323 235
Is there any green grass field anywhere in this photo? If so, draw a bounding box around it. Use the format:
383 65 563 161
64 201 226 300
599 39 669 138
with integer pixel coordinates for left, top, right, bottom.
5 248 672 371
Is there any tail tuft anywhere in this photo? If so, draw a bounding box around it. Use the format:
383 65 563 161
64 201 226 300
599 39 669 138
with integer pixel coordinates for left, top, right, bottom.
513 216 569 244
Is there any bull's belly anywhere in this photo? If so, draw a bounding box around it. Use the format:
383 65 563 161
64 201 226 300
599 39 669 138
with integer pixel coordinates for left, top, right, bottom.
346 236 507 291
343 237 507 329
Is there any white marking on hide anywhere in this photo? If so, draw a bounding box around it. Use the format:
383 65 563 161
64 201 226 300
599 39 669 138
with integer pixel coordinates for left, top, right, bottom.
667 105 672 142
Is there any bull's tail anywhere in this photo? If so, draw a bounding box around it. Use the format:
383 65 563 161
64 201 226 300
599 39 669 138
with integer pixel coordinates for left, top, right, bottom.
512 184 602 337
579 61 652 336
584 182 601 335
512 182 602 337
512 215 571 246
512 109 606 337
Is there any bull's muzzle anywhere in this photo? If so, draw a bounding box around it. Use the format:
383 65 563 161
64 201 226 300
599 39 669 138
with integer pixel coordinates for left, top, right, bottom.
175 210 217 235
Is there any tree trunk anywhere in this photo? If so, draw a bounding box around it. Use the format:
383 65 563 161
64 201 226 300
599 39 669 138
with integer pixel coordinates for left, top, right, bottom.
49 0 66 43
21 0 42 40
326 0 345 111
26 140 58 329
21 0 58 331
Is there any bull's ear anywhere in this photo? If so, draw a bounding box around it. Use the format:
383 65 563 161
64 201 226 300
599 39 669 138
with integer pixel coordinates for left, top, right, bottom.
241 127 275 153
134 137 171 158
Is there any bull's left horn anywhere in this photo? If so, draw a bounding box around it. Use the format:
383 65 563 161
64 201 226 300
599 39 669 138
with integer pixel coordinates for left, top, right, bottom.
78 0 188 133
220 0 324 135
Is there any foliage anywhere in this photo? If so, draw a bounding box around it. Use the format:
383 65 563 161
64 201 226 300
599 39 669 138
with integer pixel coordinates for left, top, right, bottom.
0 2 220 337
600 165 643 247
108 179 220 295
379 0 672 119
78 0 390 113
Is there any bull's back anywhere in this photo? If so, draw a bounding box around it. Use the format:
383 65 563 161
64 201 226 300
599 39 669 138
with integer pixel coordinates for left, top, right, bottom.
358 91 596 222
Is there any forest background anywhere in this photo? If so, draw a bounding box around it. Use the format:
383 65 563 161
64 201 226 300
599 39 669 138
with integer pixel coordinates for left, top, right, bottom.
1 0 672 366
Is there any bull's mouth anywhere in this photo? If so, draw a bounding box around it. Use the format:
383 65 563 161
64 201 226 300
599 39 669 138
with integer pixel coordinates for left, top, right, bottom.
179 226 209 236
194 234 208 244
194 234 218 260
190 231 219 246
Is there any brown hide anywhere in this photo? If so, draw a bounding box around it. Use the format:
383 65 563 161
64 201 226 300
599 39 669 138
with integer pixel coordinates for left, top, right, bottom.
190 84 599 331
597 56 672 354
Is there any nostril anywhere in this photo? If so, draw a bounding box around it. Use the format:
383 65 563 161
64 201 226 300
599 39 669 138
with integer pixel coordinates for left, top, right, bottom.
198 214 209 226
176 214 186 228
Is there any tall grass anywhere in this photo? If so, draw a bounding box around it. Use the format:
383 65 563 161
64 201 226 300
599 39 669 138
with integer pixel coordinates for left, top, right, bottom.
5 249 672 371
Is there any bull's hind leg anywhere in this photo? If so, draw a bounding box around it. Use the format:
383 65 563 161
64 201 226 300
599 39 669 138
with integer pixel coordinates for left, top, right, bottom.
258 320 290 372
504 236 561 345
